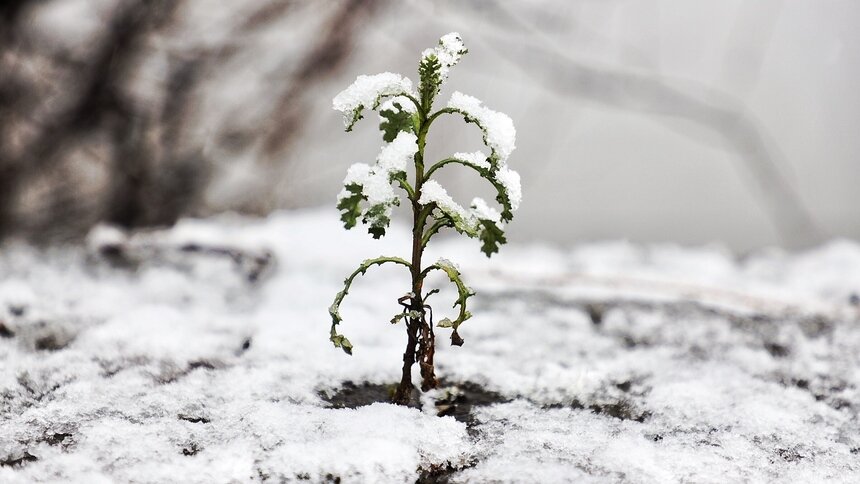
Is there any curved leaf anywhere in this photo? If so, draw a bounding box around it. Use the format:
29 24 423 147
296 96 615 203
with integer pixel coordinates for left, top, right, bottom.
329 256 412 354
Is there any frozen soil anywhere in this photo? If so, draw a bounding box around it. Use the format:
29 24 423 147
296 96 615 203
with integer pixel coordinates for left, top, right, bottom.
1 209 859 483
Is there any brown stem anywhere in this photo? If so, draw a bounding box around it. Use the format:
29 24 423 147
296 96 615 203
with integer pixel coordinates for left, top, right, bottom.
418 315 438 391
392 317 418 405
392 103 440 404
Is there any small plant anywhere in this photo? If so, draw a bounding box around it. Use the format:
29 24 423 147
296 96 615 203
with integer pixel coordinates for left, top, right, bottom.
329 33 521 405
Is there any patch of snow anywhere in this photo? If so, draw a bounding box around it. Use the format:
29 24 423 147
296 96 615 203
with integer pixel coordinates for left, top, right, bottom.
1 209 859 482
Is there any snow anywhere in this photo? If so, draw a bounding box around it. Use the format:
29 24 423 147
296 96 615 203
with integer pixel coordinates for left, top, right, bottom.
377 96 417 120
418 182 504 234
336 132 418 225
447 91 517 162
331 73 414 128
418 180 471 226
469 197 502 224
375 131 417 175
339 162 371 188
495 166 522 211
421 32 467 82
1 209 859 482
452 151 491 170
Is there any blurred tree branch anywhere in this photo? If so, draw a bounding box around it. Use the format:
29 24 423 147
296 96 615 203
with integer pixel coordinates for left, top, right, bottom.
0 0 379 242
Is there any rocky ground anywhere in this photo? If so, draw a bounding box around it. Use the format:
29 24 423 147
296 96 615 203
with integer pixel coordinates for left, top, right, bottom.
1 209 859 483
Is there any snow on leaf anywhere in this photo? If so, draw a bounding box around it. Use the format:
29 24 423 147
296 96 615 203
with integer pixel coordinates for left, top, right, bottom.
332 73 415 131
419 180 478 237
452 151 491 171
494 166 522 212
447 91 516 162
418 181 509 256
418 32 468 109
470 197 501 224
336 132 418 237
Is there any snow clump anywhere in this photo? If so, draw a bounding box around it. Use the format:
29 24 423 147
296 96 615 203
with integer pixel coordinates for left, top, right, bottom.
421 32 467 83
337 132 418 224
447 91 516 162
332 73 414 129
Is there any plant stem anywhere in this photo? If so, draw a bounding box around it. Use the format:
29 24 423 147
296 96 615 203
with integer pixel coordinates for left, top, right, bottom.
393 104 438 404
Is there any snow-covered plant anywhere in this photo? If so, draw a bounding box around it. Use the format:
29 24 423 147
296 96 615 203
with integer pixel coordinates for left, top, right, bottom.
329 33 521 405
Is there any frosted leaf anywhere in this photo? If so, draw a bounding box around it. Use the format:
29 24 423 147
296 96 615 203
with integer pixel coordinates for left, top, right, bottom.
418 180 476 233
361 172 398 208
341 163 371 188
470 197 502 225
337 132 418 237
419 182 506 257
332 73 415 130
378 96 417 118
375 131 417 175
448 91 516 162
421 32 467 82
453 151 490 170
435 258 460 272
378 96 416 143
495 166 522 211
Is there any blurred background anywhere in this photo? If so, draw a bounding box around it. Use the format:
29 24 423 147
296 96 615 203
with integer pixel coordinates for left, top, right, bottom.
1 0 857 252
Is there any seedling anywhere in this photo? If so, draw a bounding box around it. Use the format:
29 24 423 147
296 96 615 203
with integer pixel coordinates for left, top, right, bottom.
329 33 521 405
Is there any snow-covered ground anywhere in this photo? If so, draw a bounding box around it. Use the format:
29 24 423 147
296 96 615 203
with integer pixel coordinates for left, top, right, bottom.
1 209 859 483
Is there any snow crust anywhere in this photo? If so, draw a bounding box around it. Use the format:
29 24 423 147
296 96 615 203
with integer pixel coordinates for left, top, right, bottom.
1 209 859 482
331 73 414 127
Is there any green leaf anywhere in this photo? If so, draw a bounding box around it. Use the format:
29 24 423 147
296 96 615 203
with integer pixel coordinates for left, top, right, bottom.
329 256 412 355
379 102 414 142
362 203 392 239
425 156 514 223
478 219 507 257
419 54 443 110
421 260 475 346
344 108 364 132
336 184 364 229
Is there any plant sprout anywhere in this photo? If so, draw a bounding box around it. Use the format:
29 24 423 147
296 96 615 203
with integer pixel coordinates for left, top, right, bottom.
329 33 521 405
